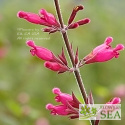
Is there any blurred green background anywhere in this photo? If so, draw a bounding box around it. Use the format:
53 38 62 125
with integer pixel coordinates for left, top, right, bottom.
0 0 125 125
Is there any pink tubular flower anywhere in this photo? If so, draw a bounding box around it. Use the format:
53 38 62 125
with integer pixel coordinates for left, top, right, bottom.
17 9 59 27
17 9 60 33
107 97 121 104
17 11 44 25
46 104 68 115
44 61 69 73
52 88 73 105
26 40 54 61
46 88 80 119
83 37 124 64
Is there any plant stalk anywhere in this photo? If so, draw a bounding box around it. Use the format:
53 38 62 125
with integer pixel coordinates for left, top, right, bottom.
54 0 87 105
54 0 95 125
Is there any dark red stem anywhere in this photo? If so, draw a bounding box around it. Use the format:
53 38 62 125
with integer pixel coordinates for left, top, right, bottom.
53 1 95 125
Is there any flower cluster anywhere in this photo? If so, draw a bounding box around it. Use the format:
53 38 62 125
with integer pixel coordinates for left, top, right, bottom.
17 5 90 33
17 7 124 67
46 88 121 120
17 9 60 33
26 36 124 72
46 88 81 119
26 40 70 73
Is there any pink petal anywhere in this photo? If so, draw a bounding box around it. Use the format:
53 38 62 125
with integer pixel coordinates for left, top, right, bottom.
26 40 36 48
52 88 61 94
113 44 124 52
17 11 43 25
39 9 59 26
112 97 121 104
104 36 113 45
46 103 54 110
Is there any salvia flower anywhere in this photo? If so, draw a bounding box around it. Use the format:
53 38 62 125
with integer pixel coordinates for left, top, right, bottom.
106 97 121 104
26 40 55 61
44 61 69 73
95 97 121 125
46 104 68 115
103 97 121 116
17 9 60 33
66 5 90 30
26 40 70 73
46 87 81 119
52 88 73 105
83 37 124 64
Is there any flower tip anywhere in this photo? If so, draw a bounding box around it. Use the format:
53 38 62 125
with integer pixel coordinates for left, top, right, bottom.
39 8 46 15
17 11 26 18
26 40 35 48
46 103 54 110
112 97 121 104
105 36 113 45
74 5 84 11
68 23 79 29
44 61 50 68
88 19 91 23
79 5 84 10
52 88 61 94
114 44 125 51
85 18 91 23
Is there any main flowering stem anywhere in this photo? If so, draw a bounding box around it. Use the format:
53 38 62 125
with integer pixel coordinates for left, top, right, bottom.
54 0 94 124
54 0 87 102
54 0 94 125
